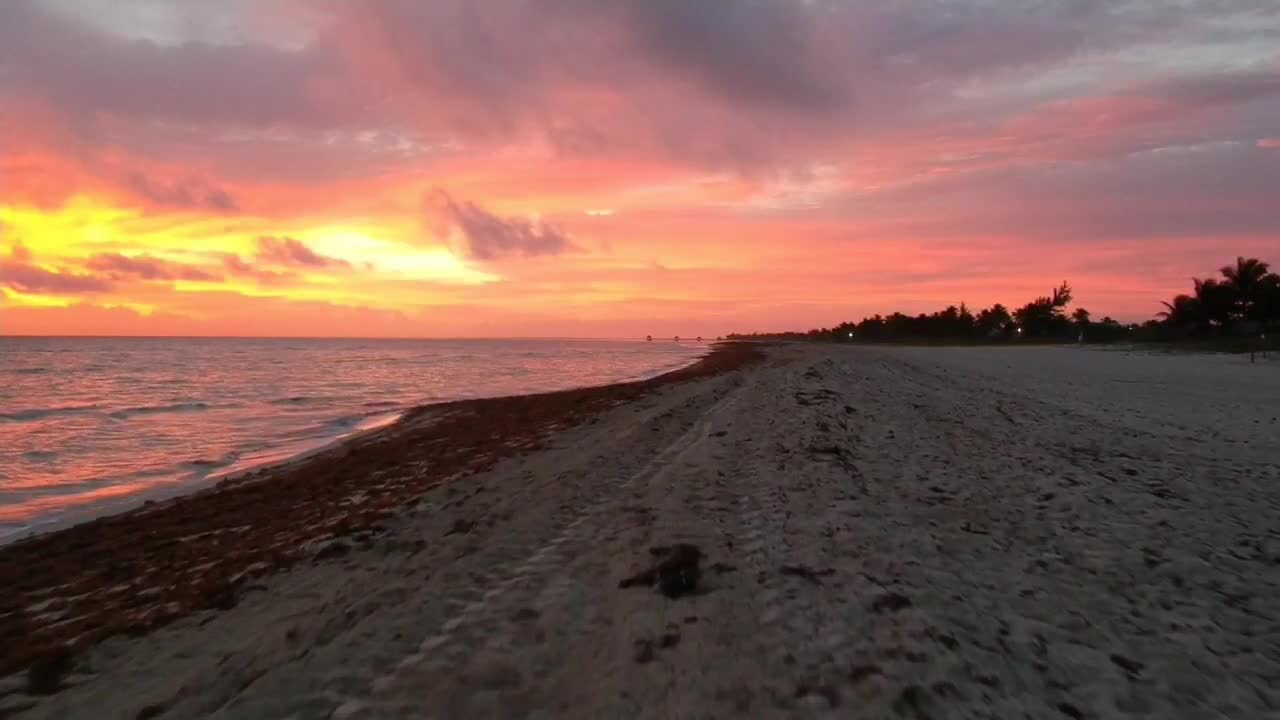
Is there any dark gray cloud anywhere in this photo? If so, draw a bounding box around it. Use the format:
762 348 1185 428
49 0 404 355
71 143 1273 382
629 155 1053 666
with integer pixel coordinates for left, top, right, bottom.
342 0 1094 128
608 0 846 112
851 136 1280 245
334 0 857 169
10 0 1263 143
430 190 574 260
0 0 349 130
255 236 350 268
1151 68 1280 109
333 0 1280 173
123 172 240 211
3 0 1279 193
1 260 113 294
85 253 222 281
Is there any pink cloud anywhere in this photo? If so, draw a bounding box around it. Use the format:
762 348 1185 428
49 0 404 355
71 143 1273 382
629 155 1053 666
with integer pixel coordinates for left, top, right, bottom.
428 190 575 260
0 259 113 294
221 254 296 285
122 172 239 212
254 236 350 269
85 253 221 282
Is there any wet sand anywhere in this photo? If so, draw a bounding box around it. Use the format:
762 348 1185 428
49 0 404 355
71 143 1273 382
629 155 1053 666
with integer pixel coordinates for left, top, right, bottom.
4 343 1279 718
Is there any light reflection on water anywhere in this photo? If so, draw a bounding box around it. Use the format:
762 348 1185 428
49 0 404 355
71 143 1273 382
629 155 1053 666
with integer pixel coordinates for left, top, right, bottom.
0 337 706 539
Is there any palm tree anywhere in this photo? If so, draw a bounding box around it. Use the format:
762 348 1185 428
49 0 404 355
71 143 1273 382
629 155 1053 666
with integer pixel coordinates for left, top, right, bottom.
1193 277 1235 328
1221 256 1271 294
1158 294 1200 326
1220 257 1272 323
1257 273 1280 332
1072 308 1091 326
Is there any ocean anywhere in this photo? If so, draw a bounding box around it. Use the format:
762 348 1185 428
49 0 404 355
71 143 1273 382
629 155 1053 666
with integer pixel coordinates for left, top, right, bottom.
0 337 706 541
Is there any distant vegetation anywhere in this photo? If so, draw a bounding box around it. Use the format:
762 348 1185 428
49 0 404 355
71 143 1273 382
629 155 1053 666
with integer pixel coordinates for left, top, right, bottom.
1156 257 1280 336
729 256 1279 350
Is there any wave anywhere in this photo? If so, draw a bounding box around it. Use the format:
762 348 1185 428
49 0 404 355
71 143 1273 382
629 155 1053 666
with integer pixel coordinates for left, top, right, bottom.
180 454 239 474
183 458 224 468
10 367 49 375
290 408 403 439
107 402 210 420
269 396 322 406
326 414 365 431
361 400 401 408
0 405 101 423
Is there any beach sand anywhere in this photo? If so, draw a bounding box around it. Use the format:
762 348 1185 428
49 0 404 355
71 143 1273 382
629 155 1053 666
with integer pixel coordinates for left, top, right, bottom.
3 343 1278 718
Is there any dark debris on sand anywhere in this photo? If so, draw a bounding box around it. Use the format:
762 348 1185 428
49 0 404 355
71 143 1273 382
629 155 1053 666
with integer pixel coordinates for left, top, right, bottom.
633 638 656 664
619 544 703 598
26 648 73 696
780 564 835 584
871 592 913 613
632 630 682 664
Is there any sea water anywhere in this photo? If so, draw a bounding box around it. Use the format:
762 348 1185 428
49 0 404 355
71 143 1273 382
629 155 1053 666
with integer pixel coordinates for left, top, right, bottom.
0 337 704 540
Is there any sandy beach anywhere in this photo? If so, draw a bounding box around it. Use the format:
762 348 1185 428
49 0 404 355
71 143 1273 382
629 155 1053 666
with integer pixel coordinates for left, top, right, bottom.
4 342 1279 719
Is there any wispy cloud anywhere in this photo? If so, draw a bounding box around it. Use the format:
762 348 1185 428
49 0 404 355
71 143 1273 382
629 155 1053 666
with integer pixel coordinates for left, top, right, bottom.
86 253 221 281
254 236 351 268
123 172 240 212
1 260 113 294
221 254 296 284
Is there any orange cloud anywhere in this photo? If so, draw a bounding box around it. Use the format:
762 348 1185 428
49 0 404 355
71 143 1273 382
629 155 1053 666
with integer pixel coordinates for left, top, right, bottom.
254 236 350 269
85 253 221 282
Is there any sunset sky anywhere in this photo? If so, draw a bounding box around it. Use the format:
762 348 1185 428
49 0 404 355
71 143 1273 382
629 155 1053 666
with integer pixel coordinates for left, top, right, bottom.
1 0 1277 337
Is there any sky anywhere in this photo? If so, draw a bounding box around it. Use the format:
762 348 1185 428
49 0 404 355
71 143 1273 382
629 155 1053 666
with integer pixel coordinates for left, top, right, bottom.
1 0 1277 338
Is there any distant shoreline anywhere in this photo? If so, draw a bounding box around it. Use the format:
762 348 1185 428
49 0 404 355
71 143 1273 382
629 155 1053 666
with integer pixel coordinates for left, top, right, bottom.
725 335 1280 356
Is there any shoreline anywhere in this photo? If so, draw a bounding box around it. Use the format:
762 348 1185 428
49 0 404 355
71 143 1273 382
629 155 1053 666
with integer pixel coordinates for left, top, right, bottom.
0 410 407 548
0 352 707 548
0 342 763 677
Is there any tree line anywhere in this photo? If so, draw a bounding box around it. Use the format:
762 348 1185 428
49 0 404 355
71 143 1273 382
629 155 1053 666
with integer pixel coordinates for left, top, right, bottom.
1156 256 1280 336
728 255 1278 345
